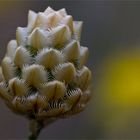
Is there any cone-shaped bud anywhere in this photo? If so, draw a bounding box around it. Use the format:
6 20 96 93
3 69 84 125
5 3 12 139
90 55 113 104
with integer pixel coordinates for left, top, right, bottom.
40 80 66 100
76 66 92 91
36 48 63 69
27 10 37 32
14 46 31 68
16 27 28 46
64 88 82 108
53 63 76 83
63 40 80 61
79 46 89 68
28 28 49 50
0 82 11 101
50 25 71 48
22 64 47 87
44 6 55 15
73 21 83 41
1 57 15 81
9 78 29 97
6 40 17 59
61 15 73 34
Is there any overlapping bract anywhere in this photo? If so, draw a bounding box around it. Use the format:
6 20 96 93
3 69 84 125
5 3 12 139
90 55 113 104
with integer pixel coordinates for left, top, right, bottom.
0 7 92 120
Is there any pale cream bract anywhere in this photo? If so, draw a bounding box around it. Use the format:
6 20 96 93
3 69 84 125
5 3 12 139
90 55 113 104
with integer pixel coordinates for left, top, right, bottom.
0 7 92 124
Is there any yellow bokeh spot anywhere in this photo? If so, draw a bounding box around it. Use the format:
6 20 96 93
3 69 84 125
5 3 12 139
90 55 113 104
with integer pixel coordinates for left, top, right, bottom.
100 49 140 108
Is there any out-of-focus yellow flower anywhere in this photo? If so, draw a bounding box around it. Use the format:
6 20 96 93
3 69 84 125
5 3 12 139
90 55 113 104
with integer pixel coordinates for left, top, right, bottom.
100 49 140 108
92 48 140 137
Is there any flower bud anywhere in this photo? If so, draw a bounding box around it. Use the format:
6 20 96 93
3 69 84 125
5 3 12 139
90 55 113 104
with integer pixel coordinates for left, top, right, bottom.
79 46 89 68
35 12 61 29
57 8 67 17
22 64 47 87
14 46 31 68
36 48 63 69
64 88 82 108
6 40 17 59
63 40 80 61
40 80 66 100
61 15 74 34
16 27 28 46
27 28 49 50
1 57 15 81
73 21 83 41
44 6 55 15
9 78 28 97
53 63 76 83
50 25 71 48
76 66 92 91
27 10 37 32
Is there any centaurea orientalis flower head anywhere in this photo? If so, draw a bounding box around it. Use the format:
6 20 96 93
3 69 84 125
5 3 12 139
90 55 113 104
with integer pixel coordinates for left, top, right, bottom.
0 6 92 140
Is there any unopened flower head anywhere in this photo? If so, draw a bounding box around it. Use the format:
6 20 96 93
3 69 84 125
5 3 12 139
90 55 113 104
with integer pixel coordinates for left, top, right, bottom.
0 7 92 123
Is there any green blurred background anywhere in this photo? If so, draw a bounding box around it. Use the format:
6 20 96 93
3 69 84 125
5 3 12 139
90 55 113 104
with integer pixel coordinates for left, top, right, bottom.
1 0 140 139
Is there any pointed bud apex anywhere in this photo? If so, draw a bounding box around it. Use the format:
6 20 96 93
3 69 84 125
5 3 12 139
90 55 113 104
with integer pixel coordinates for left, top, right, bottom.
76 66 92 90
62 15 73 34
22 64 47 87
73 21 83 41
16 27 28 46
28 28 49 50
9 78 28 97
57 8 67 17
50 25 71 48
53 63 76 83
1 57 15 81
63 40 80 61
14 46 31 68
6 40 17 59
79 46 89 68
36 48 63 69
27 10 37 32
44 6 55 15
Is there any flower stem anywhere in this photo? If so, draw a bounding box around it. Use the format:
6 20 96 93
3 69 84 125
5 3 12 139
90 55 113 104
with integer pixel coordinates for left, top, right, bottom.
28 119 44 140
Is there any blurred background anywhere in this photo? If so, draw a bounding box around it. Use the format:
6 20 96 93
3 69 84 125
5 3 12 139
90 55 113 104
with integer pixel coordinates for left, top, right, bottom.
1 0 140 139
